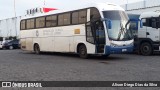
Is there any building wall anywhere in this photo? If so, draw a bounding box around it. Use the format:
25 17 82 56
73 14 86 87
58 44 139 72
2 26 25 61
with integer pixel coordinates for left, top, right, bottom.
121 0 160 14
0 16 21 37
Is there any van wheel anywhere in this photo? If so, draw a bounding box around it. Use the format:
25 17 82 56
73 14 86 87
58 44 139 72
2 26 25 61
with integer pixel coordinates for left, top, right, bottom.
34 44 40 54
9 46 14 50
140 42 152 56
78 45 88 59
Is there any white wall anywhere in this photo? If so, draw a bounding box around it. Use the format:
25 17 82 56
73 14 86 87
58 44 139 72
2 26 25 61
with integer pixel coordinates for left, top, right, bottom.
126 7 160 14
121 0 160 14
0 16 21 37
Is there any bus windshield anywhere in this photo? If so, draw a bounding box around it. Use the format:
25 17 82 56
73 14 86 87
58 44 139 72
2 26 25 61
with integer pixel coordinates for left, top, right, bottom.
103 11 133 41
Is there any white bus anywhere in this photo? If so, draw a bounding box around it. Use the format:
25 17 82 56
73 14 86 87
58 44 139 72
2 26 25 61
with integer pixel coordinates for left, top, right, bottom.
20 3 137 58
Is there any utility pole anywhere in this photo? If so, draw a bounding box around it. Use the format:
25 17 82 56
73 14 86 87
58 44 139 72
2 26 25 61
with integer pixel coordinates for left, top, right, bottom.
14 0 16 17
144 0 146 8
14 0 17 38
125 0 128 10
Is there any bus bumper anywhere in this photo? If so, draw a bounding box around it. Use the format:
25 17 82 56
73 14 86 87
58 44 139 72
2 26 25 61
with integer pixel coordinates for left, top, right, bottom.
105 45 133 55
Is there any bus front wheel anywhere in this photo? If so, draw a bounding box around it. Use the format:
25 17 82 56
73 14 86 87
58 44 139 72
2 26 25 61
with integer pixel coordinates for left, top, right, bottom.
78 45 88 59
34 44 40 54
140 42 152 56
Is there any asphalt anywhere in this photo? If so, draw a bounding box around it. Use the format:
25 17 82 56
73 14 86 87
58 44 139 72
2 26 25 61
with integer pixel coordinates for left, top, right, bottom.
0 50 160 90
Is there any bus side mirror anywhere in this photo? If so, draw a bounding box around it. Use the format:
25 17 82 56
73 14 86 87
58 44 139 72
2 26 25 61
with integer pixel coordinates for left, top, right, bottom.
107 20 112 29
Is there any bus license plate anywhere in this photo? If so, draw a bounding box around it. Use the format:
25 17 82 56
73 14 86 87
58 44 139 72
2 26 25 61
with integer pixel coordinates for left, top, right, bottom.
122 49 127 52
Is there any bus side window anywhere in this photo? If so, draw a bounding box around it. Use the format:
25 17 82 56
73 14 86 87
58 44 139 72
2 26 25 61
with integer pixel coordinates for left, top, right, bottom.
20 20 26 30
86 22 94 44
63 13 71 25
79 10 87 23
58 14 64 26
30 19 35 29
90 7 101 22
72 11 79 24
36 17 45 28
26 20 30 29
46 15 57 27
26 19 35 29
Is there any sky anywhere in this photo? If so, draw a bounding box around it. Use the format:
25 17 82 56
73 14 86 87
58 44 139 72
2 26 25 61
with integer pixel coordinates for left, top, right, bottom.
0 0 143 20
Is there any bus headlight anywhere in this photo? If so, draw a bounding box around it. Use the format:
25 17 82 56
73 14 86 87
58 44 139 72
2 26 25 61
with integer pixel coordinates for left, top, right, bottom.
110 42 134 47
110 43 119 47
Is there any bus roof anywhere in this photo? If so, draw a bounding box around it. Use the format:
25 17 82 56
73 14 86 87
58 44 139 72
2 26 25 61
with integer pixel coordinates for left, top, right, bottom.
21 3 124 20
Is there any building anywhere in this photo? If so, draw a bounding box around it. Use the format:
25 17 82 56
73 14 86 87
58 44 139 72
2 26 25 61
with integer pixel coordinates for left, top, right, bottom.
0 16 21 38
121 0 160 14
0 7 54 38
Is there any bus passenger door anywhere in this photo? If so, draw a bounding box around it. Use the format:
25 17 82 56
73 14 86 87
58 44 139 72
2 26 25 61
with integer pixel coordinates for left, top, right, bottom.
86 21 105 53
94 21 105 53
89 7 105 53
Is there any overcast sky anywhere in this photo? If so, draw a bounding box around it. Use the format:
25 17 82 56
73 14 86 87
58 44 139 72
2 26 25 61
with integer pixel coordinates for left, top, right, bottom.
0 0 143 20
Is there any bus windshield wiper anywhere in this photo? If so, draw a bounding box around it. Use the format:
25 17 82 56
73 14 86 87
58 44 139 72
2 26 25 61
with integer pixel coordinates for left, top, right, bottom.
117 21 132 40
117 22 125 40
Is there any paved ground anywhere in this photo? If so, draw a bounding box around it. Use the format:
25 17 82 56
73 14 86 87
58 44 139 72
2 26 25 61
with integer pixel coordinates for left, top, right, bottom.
0 50 160 90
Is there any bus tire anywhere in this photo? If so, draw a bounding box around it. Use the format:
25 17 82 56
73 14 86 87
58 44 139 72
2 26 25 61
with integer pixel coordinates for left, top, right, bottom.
78 44 88 59
34 44 41 54
140 42 152 56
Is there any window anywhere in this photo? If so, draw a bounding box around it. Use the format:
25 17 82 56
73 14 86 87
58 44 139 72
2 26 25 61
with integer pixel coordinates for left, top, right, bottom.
36 17 45 28
156 17 160 28
142 17 160 28
143 18 152 27
142 19 146 26
20 20 26 30
46 15 57 27
58 13 71 26
72 12 78 24
26 20 30 29
30 19 35 29
63 13 71 25
79 10 87 23
90 8 101 21
86 22 94 44
26 19 35 29
58 14 63 25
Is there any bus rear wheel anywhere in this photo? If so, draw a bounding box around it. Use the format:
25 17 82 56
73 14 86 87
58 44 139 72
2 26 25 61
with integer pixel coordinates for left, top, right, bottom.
34 44 40 54
140 42 152 56
78 45 88 59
